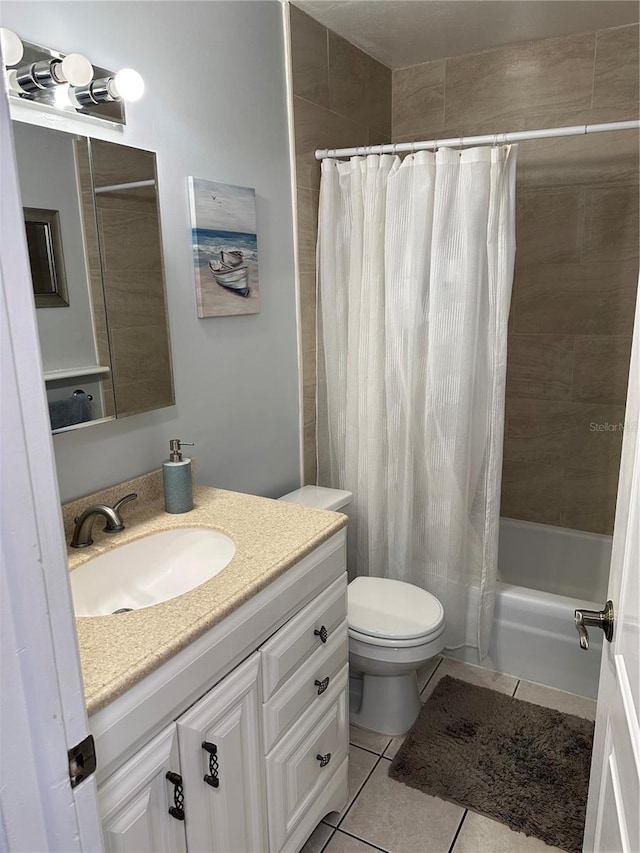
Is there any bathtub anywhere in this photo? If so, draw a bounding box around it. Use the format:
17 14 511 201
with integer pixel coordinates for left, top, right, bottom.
447 517 612 699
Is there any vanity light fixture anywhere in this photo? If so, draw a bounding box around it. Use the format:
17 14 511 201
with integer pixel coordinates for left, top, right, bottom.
4 34 136 125
8 52 93 94
69 67 145 107
0 27 24 66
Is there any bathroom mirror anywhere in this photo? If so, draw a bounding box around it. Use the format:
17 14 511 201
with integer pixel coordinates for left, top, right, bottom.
13 121 175 433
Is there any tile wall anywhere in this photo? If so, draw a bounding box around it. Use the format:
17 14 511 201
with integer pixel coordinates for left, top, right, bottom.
393 24 639 534
290 10 638 534
289 5 392 483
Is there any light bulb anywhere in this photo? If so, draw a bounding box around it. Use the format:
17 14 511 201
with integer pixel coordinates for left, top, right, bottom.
59 53 93 86
0 28 23 67
108 68 144 102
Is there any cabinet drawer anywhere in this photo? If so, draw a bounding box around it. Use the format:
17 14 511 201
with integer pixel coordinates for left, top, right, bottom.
265 665 349 852
263 620 348 751
261 573 347 701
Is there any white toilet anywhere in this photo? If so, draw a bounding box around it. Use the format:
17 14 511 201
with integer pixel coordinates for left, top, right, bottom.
279 486 446 736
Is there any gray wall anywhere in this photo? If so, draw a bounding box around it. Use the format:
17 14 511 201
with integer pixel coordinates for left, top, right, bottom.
3 1 301 502
14 123 97 372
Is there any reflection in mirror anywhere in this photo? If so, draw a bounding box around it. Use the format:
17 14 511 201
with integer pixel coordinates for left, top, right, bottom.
24 207 69 307
13 121 174 433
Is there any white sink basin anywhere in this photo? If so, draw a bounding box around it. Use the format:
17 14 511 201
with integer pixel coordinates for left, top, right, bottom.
70 528 236 617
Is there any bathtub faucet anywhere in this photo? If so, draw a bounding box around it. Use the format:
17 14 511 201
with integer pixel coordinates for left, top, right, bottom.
574 601 614 650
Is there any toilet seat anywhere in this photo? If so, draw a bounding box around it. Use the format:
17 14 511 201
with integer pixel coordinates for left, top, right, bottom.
348 577 445 644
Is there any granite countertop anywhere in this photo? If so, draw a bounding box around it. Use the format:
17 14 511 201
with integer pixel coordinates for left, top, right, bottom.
64 471 347 716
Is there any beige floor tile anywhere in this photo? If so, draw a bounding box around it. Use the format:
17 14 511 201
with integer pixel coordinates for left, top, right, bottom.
324 746 379 827
324 829 385 853
349 725 392 756
514 680 597 721
341 759 464 853
301 820 335 853
452 811 564 852
421 657 519 701
383 733 405 761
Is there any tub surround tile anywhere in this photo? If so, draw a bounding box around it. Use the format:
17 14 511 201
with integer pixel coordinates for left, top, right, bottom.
290 5 329 108
514 680 597 721
582 187 640 263
504 398 577 467
561 468 620 534
572 336 633 405
562 403 625 472
300 271 317 364
512 262 638 338
452 811 564 853
516 189 586 266
444 33 596 127
593 24 640 109
517 110 639 190
65 474 347 714
367 59 392 138
297 187 320 273
293 96 366 191
392 60 446 140
506 334 574 401
323 745 379 827
328 32 371 126
500 461 563 526
304 423 318 485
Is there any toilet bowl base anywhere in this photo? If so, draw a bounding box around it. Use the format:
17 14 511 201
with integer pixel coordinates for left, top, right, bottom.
349 670 422 736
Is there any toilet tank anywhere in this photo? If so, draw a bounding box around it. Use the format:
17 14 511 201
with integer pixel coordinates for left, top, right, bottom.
278 485 352 514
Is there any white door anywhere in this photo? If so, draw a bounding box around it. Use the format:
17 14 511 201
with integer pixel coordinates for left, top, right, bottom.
583 279 640 853
0 74 103 848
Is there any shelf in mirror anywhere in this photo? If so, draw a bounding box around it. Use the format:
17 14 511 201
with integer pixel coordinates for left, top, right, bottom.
43 365 111 383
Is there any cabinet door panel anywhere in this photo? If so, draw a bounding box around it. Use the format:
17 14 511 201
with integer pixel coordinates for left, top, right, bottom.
99 723 186 853
177 651 267 853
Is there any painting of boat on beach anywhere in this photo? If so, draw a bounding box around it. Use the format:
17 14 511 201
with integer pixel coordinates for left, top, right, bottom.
188 177 259 317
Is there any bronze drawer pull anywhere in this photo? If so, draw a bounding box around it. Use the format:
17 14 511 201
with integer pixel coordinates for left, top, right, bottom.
315 676 330 695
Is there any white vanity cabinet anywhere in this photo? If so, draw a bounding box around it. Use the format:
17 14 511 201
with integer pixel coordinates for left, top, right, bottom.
92 530 349 853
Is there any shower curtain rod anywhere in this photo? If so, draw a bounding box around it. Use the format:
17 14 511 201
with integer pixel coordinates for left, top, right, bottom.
314 119 640 160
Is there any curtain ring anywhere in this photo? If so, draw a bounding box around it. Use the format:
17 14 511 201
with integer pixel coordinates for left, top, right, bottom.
432 138 438 153
493 133 499 148
410 140 416 155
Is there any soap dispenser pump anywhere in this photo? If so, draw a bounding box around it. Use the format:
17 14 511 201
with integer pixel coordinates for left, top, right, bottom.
163 439 194 514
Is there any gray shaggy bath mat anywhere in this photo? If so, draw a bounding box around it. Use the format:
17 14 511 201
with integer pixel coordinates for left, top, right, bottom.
388 675 593 853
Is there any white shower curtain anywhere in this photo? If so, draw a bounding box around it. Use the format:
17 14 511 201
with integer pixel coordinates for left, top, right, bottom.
316 146 517 656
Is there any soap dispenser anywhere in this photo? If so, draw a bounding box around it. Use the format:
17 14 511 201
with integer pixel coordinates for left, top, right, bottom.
163 439 194 513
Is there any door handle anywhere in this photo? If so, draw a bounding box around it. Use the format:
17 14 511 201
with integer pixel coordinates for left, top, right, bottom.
574 600 614 650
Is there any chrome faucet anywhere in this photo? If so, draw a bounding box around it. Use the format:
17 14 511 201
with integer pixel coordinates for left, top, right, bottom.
70 493 138 548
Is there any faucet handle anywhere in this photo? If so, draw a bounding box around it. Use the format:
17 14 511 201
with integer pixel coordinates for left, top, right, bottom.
102 493 137 533
113 493 137 514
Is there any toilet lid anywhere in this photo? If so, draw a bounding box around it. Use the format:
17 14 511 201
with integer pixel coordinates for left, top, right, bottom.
348 577 444 640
